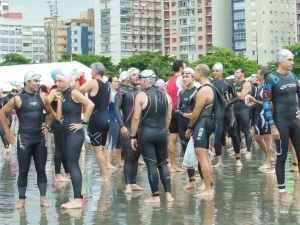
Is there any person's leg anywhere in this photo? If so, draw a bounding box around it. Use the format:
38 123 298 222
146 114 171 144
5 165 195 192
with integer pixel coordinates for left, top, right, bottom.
105 121 118 169
0 125 9 156
239 109 252 156
32 139 49 207
61 130 85 208
168 133 179 172
287 139 298 172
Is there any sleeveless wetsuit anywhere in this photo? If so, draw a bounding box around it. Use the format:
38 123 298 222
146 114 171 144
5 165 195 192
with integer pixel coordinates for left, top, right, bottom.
62 88 84 198
138 86 171 194
16 91 47 199
88 79 110 146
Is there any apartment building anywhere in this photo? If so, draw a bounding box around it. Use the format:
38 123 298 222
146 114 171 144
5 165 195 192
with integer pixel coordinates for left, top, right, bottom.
95 0 162 64
232 0 296 65
162 0 232 62
0 0 9 18
296 0 300 41
0 18 45 63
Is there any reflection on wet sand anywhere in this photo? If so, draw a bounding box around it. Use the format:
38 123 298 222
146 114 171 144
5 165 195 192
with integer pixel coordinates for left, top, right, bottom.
2 134 300 224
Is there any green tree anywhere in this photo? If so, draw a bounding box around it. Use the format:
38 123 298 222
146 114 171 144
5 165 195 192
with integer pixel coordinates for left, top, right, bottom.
59 54 118 75
284 43 300 76
191 47 258 77
0 53 31 66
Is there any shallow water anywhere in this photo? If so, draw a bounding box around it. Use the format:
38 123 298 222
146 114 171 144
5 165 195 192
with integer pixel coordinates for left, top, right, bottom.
0 135 300 225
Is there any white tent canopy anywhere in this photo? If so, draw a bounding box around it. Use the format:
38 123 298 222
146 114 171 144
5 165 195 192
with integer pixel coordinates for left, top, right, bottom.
0 61 108 91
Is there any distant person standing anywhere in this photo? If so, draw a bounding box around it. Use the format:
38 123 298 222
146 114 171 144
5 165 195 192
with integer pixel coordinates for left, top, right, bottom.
0 88 10 154
166 60 186 172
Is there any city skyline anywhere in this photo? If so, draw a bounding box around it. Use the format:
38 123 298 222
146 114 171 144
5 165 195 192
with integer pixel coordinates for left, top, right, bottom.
7 0 94 20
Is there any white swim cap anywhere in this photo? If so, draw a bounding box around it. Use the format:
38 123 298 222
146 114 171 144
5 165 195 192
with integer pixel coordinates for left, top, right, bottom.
213 62 223 71
24 71 41 82
119 71 128 82
127 67 140 77
277 49 294 62
182 67 195 76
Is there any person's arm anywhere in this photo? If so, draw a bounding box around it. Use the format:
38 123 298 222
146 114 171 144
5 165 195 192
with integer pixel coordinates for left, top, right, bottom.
40 94 54 133
75 79 94 94
237 81 251 100
130 92 145 150
72 89 95 123
55 91 63 121
226 81 238 107
114 89 126 128
165 93 172 130
0 96 21 144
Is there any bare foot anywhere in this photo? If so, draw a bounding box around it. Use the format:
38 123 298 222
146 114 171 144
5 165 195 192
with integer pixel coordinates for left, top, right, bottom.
61 199 83 209
144 195 161 203
3 148 10 158
106 164 117 170
259 163 271 170
228 151 236 157
138 159 146 165
287 165 299 172
236 160 243 167
213 162 223 168
240 148 247 154
183 181 195 189
131 184 145 191
15 199 25 209
245 152 252 160
125 185 133 194
270 157 276 164
194 190 214 197
263 168 276 174
40 197 51 208
279 192 292 203
65 173 71 179
95 176 108 182
169 167 177 173
117 162 124 167
55 174 70 182
227 147 234 152
166 192 174 202
175 166 184 172
198 183 205 191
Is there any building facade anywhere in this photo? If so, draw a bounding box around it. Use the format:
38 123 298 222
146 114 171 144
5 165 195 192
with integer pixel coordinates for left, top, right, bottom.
95 0 162 64
0 18 45 63
232 0 296 65
162 0 232 62
0 1 9 18
297 0 300 42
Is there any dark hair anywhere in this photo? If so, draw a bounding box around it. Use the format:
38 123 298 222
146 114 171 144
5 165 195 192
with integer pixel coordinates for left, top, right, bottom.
172 60 184 72
259 66 269 80
237 68 246 75
40 85 48 93
108 76 117 83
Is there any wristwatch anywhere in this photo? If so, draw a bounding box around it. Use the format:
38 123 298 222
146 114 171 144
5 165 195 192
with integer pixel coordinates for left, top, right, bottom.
45 124 51 131
81 120 88 125
130 135 137 139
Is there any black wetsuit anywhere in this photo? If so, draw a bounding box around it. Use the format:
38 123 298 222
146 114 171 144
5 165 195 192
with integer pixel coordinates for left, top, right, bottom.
233 80 252 152
254 86 270 135
16 91 47 199
138 86 171 194
177 86 201 180
263 71 300 192
115 84 141 185
211 79 240 156
88 79 110 146
0 98 9 148
62 88 84 198
50 86 69 175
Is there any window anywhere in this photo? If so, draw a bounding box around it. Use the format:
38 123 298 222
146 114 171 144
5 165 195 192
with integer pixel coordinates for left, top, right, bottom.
250 10 256 16
234 22 245 30
233 11 245 20
172 20 176 25
172 38 176 42
251 20 256 26
235 41 246 49
233 2 244 10
234 32 246 40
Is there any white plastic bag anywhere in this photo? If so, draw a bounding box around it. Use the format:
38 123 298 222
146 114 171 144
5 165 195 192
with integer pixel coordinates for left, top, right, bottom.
182 137 198 169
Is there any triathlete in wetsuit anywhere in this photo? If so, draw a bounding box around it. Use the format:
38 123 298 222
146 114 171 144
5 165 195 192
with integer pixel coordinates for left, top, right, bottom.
115 67 145 194
75 62 110 181
55 70 94 209
0 71 54 209
0 89 9 152
249 67 272 171
211 62 242 167
186 64 215 198
131 69 174 203
233 68 252 158
263 49 300 203
175 67 203 189
47 69 70 182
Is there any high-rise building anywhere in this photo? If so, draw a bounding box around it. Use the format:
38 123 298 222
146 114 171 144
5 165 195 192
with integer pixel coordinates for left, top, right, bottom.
95 0 162 64
232 0 296 65
0 1 9 18
0 18 45 63
44 18 67 63
296 0 300 42
162 0 232 62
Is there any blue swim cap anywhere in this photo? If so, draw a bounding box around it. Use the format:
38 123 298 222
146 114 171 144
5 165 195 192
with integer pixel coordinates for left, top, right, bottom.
51 69 63 81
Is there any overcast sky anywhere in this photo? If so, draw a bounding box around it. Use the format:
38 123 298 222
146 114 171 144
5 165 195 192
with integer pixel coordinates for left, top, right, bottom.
8 0 94 20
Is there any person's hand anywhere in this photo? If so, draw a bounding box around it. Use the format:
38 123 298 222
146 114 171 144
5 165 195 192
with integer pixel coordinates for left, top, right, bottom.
296 110 300 120
185 128 193 139
131 138 138 151
271 125 280 140
249 96 256 103
55 90 62 100
6 130 15 145
69 123 83 133
41 124 50 134
120 127 130 138
174 109 183 117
